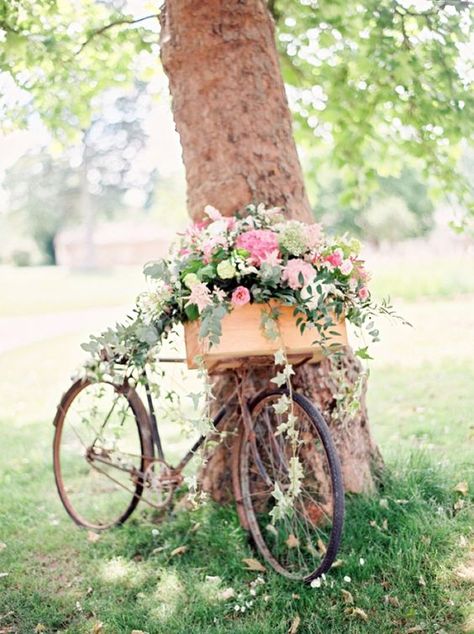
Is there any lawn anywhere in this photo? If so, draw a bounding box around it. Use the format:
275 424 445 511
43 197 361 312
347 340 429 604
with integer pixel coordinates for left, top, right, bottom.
0 258 473 633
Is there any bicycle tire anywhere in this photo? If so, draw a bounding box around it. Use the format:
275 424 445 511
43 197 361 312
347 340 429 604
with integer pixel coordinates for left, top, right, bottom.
238 388 344 582
53 378 154 530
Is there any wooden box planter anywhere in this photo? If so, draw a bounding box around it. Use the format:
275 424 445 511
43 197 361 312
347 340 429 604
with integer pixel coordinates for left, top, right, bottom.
184 302 347 373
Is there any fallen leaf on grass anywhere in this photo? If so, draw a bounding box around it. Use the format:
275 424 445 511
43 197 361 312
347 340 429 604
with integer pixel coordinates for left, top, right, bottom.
242 558 266 572
286 534 299 549
91 623 104 634
0 573 8 579
170 546 188 557
331 559 344 568
456 555 474 583
0 543 6 552
266 524 278 537
418 575 426 587
34 625 46 633
87 531 100 543
384 595 400 607
454 499 465 512
459 535 468 548
341 589 353 604
345 607 368 621
317 538 327 555
379 498 389 509
218 588 235 601
288 614 301 634
131 630 148 634
406 626 425 633
190 522 201 533
205 575 221 584
454 481 469 496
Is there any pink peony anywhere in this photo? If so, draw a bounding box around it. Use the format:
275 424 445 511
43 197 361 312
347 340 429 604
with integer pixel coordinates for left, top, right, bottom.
231 286 251 306
282 258 316 290
358 286 369 301
235 229 279 266
325 248 344 268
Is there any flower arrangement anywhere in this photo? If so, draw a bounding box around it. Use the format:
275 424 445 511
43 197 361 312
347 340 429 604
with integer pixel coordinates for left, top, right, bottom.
82 202 392 377
133 203 381 354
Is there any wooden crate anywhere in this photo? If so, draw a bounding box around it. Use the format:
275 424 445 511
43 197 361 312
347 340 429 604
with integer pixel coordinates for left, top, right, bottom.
184 302 347 372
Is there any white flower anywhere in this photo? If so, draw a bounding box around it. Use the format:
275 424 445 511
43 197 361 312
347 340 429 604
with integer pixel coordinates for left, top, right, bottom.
216 259 236 279
204 204 222 221
310 578 322 588
207 219 228 236
183 273 200 288
344 575 352 583
340 259 354 276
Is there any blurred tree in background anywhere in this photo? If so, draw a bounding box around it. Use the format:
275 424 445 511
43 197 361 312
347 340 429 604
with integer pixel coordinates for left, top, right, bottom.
313 167 434 243
0 0 472 263
3 83 157 264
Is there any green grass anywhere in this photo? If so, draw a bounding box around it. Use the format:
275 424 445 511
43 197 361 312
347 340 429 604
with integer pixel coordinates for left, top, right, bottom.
0 261 473 633
369 252 474 302
0 266 144 316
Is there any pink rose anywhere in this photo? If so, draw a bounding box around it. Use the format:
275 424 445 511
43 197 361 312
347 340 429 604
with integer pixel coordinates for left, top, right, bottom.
358 286 369 301
231 286 251 306
235 229 279 266
282 258 316 290
325 248 343 268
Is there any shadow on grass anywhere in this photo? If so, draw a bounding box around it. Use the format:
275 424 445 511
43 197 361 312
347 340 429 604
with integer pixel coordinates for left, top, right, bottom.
0 454 472 634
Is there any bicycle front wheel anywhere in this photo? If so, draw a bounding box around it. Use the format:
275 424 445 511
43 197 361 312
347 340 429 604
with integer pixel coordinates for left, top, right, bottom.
239 389 344 582
53 378 154 530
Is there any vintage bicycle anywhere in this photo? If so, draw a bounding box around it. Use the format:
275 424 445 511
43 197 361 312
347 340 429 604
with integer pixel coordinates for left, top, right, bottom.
52 348 344 584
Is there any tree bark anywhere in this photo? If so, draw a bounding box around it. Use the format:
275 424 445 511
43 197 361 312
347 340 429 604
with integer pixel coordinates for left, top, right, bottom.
160 0 383 495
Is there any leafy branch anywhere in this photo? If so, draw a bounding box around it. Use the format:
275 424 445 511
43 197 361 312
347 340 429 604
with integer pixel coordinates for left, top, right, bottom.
75 13 160 56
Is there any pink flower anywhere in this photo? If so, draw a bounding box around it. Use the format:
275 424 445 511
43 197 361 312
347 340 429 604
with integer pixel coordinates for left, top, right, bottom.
340 259 353 276
231 286 251 306
357 265 371 282
235 229 279 266
186 282 212 313
325 248 344 268
306 223 322 249
358 286 369 301
202 234 227 262
204 204 224 221
282 259 316 290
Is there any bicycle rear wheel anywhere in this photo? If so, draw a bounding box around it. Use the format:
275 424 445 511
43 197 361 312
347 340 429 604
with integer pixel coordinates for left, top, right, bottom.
238 389 344 582
53 378 153 530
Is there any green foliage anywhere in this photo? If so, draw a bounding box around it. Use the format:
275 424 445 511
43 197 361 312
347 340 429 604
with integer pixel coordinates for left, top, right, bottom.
275 0 474 213
314 167 435 243
0 0 472 220
0 0 158 139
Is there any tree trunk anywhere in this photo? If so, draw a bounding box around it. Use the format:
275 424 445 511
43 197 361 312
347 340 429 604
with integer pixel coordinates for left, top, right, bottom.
160 0 383 495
